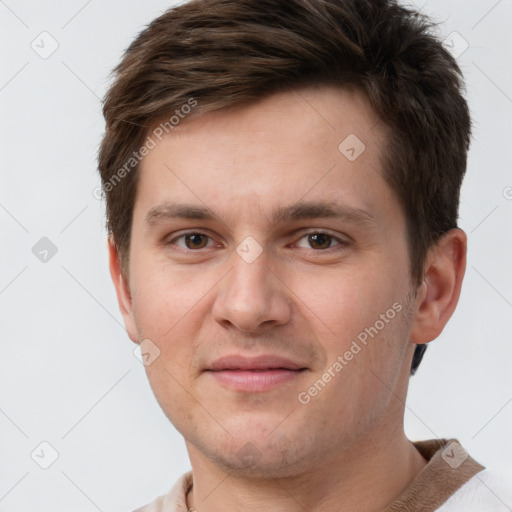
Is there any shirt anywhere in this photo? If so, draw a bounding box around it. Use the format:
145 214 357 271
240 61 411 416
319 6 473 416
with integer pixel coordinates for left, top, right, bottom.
133 438 512 511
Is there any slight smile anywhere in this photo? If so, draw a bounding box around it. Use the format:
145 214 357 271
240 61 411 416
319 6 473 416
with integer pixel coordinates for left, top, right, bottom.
205 354 309 392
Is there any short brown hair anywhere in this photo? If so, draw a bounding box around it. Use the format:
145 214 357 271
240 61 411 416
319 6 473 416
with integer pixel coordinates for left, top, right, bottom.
98 0 471 374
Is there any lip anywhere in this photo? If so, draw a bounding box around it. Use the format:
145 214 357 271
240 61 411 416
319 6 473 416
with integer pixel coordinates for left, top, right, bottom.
208 354 306 371
205 355 308 392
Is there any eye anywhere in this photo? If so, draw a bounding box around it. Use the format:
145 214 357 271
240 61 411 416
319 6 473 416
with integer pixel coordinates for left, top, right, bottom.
166 230 347 253
169 232 214 250
295 231 345 250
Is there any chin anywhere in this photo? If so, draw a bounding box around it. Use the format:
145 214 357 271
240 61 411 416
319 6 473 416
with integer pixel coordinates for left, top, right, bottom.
188 415 325 479
207 445 312 479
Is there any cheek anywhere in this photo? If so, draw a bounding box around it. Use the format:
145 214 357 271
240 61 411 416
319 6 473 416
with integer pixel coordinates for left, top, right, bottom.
130 258 203 338
292 263 404 344
293 266 411 400
130 266 203 401
144 359 196 435
305 313 409 439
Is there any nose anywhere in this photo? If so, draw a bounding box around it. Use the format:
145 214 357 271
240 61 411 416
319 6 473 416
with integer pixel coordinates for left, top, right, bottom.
211 244 292 333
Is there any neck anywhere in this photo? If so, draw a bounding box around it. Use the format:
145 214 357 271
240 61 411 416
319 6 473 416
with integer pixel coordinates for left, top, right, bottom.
185 428 427 512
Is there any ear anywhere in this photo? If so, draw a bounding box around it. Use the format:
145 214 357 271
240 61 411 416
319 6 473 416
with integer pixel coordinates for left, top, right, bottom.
108 237 139 344
410 228 467 344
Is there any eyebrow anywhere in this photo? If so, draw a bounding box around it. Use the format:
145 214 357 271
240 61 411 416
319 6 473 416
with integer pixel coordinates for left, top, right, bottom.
145 200 376 227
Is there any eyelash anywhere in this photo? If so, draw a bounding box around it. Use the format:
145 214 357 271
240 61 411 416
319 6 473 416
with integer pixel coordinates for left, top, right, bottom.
166 230 348 252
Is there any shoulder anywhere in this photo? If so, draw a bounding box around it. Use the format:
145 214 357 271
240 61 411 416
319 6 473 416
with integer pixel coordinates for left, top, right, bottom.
131 471 193 512
437 468 512 511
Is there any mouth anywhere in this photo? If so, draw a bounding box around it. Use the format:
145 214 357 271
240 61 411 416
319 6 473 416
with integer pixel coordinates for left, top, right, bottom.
205 354 308 392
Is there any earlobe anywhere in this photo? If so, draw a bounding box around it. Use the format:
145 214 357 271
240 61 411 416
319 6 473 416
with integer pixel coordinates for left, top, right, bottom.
410 229 467 345
107 237 139 343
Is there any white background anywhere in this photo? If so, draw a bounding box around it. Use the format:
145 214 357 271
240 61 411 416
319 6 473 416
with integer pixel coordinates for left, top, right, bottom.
0 0 511 510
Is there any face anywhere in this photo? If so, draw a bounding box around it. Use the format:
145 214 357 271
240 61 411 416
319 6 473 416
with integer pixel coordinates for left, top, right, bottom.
114 86 421 477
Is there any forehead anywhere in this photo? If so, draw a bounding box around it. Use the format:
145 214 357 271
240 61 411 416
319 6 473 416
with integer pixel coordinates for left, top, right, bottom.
134 85 397 228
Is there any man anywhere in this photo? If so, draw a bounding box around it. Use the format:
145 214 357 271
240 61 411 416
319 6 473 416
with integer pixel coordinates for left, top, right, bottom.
98 0 511 510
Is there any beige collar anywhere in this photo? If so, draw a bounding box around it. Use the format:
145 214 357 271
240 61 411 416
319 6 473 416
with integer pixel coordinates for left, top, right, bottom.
151 438 484 512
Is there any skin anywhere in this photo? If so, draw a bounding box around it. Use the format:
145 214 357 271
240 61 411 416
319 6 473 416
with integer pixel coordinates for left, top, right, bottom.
109 85 467 511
